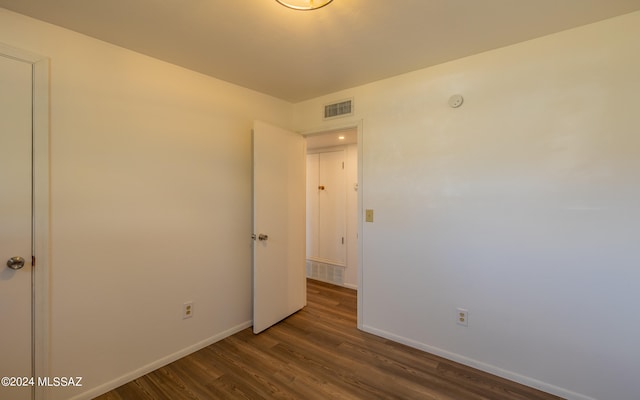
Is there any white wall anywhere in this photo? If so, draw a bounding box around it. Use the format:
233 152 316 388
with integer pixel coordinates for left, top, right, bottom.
294 11 640 400
0 8 291 400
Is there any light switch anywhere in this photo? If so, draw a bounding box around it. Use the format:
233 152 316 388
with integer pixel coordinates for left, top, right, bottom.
365 209 374 223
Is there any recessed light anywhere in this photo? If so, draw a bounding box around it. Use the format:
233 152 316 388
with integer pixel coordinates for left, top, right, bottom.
338 136 345 140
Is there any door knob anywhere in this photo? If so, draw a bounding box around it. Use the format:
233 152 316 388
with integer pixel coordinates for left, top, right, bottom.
258 234 269 241
6 256 26 270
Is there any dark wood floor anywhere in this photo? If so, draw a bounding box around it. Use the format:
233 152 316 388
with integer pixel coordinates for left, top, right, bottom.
96 279 563 400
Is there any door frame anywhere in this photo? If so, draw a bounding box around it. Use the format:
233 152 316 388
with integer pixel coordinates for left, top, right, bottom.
301 120 363 330
0 42 50 400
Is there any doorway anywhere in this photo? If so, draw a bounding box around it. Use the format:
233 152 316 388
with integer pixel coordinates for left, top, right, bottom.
305 128 358 290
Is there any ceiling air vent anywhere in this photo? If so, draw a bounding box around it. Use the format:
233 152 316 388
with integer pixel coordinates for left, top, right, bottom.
324 99 353 120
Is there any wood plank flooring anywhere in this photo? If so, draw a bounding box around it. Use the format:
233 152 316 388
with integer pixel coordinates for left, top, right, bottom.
96 279 563 400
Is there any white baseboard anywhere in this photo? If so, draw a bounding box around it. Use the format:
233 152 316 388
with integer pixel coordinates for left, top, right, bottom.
361 324 596 400
66 320 591 400
71 320 253 400
342 282 358 290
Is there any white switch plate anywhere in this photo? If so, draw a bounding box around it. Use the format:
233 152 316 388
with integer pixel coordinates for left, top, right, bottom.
365 209 374 222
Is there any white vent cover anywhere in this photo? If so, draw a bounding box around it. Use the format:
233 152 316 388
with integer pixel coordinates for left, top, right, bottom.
324 99 353 119
306 260 345 286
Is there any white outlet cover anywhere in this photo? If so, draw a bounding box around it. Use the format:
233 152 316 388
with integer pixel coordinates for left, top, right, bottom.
456 308 468 326
183 302 193 319
448 94 464 108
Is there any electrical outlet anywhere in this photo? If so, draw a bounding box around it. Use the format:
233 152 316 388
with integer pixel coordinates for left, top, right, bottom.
183 302 194 319
456 308 468 327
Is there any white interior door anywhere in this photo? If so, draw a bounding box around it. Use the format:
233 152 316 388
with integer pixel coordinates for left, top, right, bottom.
306 150 346 265
0 54 34 400
318 150 346 264
253 120 306 334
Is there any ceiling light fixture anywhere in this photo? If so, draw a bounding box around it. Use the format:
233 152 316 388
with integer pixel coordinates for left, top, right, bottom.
276 0 333 11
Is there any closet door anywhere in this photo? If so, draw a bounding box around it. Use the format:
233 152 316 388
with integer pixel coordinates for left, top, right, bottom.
307 150 346 265
306 153 320 259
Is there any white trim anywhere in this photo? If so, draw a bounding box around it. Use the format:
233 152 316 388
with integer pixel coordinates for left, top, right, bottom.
300 120 361 138
306 144 351 155
32 57 50 400
0 42 50 400
0 42 46 64
355 120 363 330
342 283 358 291
71 320 253 400
361 324 595 400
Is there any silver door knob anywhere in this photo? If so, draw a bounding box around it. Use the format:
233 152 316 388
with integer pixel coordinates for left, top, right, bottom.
6 256 26 270
258 234 269 241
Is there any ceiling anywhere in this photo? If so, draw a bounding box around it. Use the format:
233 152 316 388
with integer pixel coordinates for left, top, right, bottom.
2 0 640 102
306 128 357 149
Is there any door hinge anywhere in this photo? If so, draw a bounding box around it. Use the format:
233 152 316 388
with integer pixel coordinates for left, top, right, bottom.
32 256 36 268
341 237 344 245
342 161 344 169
